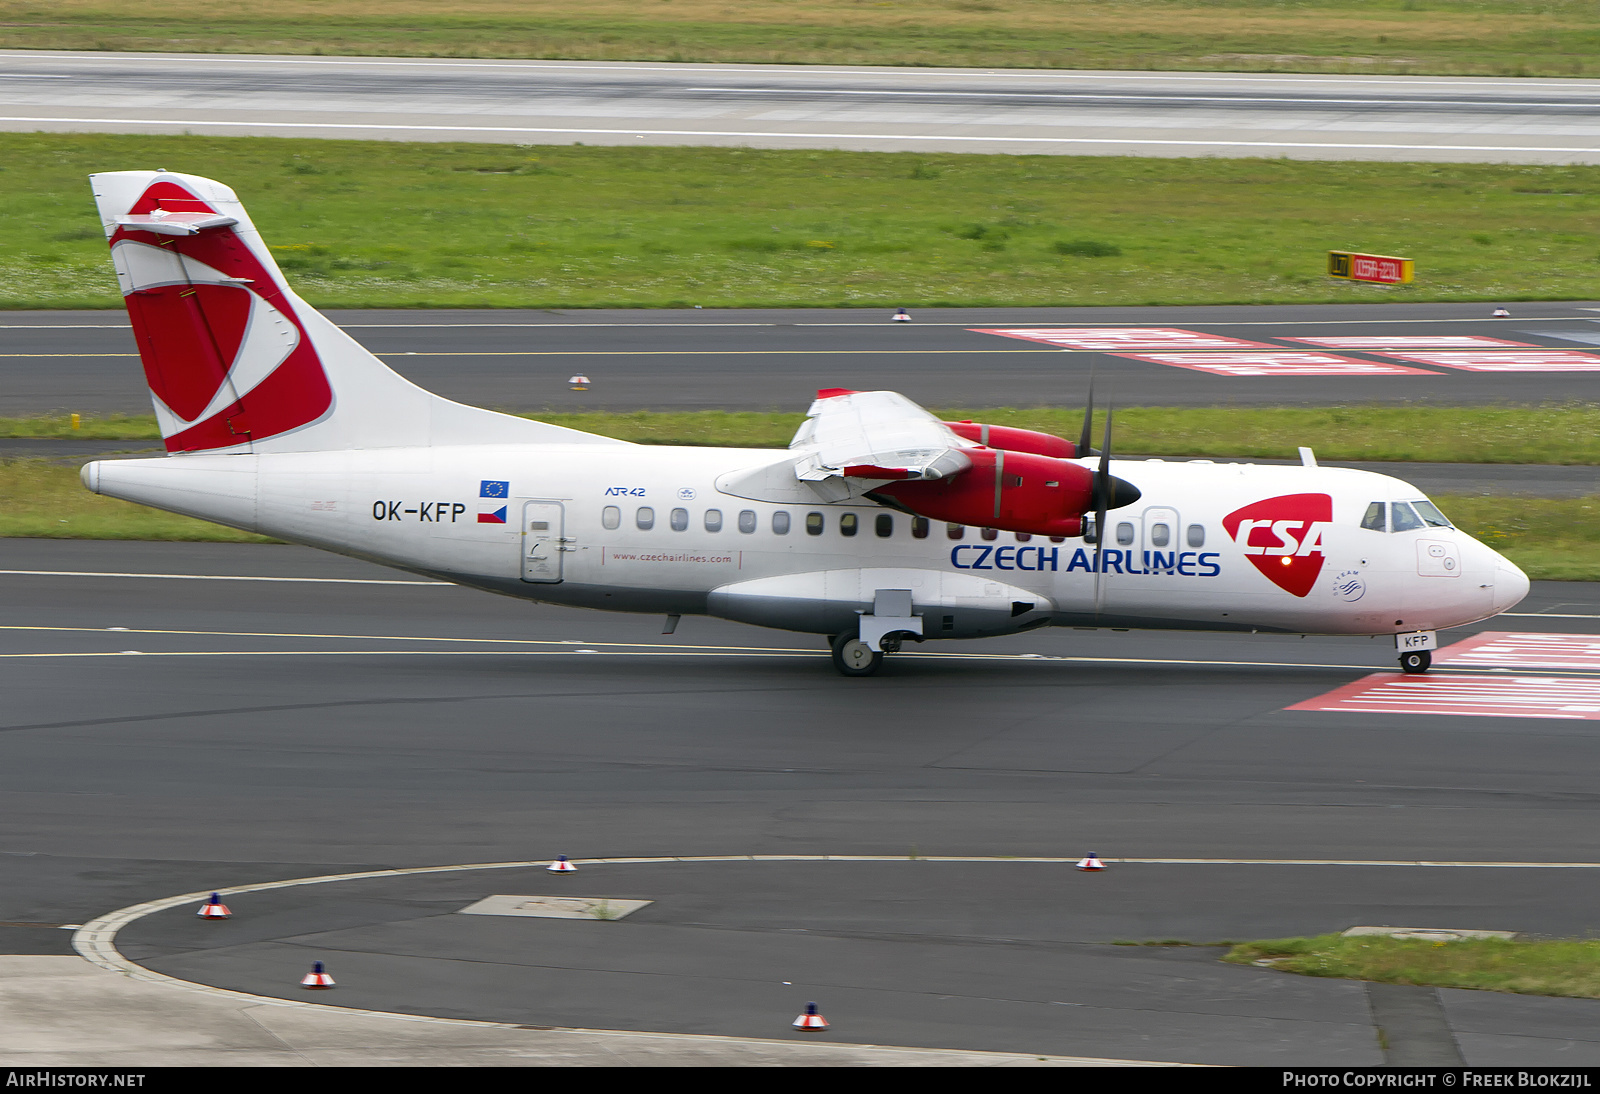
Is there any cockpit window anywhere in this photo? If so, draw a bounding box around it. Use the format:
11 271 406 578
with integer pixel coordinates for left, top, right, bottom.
1390 501 1424 532
1361 502 1386 532
1411 499 1453 529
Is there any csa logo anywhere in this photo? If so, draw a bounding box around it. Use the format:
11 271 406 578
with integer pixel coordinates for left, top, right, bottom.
1222 493 1333 599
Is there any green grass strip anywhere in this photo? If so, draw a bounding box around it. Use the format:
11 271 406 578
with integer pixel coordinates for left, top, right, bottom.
7 1 1600 79
4 459 1594 578
1226 934 1600 999
13 406 1600 465
7 133 1600 309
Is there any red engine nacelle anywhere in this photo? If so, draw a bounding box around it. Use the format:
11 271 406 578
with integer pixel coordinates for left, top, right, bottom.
871 448 1095 537
943 421 1078 459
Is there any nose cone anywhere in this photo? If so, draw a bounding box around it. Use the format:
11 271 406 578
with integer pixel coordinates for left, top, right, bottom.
1492 557 1531 614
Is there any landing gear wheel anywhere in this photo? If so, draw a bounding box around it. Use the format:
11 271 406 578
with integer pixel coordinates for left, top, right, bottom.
831 633 884 677
1400 650 1432 675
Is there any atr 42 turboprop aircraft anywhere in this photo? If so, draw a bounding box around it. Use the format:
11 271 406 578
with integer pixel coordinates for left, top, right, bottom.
80 171 1531 676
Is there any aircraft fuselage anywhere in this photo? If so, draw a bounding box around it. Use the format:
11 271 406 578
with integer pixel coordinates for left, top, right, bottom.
87 443 1528 641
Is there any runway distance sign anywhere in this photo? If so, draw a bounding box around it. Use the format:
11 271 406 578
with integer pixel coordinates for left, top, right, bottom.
1328 251 1414 284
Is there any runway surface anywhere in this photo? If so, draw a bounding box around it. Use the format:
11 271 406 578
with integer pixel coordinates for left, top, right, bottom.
6 302 1600 416
4 539 1600 1064
6 51 1600 163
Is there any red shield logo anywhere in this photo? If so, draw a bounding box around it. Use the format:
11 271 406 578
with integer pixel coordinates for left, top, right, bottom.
1222 493 1332 598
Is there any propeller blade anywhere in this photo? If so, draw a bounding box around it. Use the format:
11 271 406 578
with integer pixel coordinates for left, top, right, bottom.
1078 378 1096 458
1093 405 1113 612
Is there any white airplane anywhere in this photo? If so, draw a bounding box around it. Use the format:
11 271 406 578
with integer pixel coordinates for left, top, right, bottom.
80 170 1530 676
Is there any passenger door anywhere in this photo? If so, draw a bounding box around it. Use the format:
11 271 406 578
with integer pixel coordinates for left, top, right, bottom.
521 501 566 584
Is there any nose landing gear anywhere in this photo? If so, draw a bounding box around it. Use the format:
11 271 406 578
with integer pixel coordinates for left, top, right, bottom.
1400 650 1432 674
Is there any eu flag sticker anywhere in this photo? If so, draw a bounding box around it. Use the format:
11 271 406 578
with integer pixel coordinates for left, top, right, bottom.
480 480 509 499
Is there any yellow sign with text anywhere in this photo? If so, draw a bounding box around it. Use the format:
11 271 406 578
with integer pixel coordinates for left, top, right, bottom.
1328 251 1414 284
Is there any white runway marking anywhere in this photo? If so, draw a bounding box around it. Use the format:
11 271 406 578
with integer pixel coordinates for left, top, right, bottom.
1435 632 1600 671
0 570 450 586
1504 612 1600 620
73 850 1600 1040
1289 673 1600 720
0 624 1500 672
2 115 1596 156
689 86 1600 110
6 316 1600 330
1112 351 1437 377
15 52 1600 90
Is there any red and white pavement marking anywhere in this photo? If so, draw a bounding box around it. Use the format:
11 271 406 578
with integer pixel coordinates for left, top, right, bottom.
970 327 1273 351
1379 350 1600 372
1285 335 1535 350
1287 673 1600 720
1434 632 1600 671
1108 351 1437 377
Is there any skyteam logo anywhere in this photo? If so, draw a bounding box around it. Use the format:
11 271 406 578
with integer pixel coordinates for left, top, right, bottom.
1222 493 1333 598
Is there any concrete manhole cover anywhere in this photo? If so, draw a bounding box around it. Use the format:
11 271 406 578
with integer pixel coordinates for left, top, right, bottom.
458 895 653 921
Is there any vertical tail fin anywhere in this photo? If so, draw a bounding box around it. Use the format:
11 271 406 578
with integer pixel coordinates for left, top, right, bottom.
90 170 620 454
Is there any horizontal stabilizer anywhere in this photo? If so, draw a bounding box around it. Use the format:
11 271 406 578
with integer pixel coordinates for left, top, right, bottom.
114 211 239 236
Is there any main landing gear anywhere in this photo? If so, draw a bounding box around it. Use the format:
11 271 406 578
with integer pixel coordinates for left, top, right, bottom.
830 632 885 677
1400 650 1432 675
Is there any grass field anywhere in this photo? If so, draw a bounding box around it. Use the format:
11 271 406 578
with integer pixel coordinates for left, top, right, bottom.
3 1 1599 78
6 133 1600 309
1227 934 1600 999
12 406 1600 465
4 459 1593 578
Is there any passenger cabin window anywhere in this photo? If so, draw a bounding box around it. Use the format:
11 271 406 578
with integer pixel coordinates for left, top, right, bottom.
772 511 791 535
947 524 965 540
1361 502 1386 532
738 510 757 534
1150 522 1170 548
635 506 654 530
602 506 621 530
806 512 824 536
1391 502 1424 533
1412 499 1453 529
1116 522 1135 546
840 513 858 537
875 514 893 538
670 507 689 532
980 527 998 541
1015 532 1032 543
1186 524 1205 548
912 517 930 539
704 509 723 532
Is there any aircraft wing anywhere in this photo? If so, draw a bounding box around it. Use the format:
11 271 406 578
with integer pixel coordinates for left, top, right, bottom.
789 389 974 483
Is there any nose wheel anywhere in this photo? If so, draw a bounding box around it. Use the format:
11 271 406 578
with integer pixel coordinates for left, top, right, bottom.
831 633 884 677
1400 650 1432 674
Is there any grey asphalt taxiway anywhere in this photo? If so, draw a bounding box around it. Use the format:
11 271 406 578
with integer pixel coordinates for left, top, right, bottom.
5 540 1600 1064
6 51 1600 163
7 302 1600 416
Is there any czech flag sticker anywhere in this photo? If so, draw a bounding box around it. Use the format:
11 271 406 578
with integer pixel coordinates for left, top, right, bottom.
478 506 507 524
